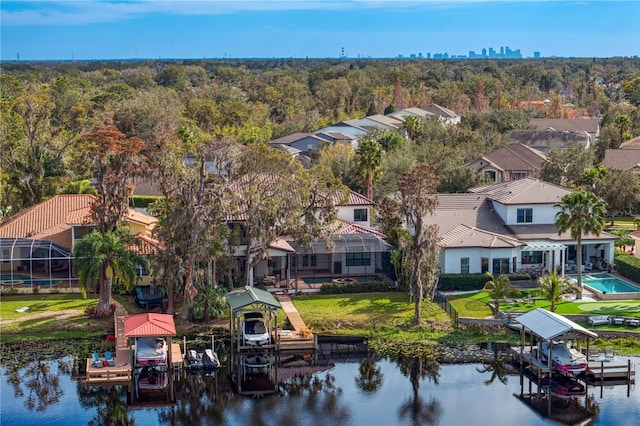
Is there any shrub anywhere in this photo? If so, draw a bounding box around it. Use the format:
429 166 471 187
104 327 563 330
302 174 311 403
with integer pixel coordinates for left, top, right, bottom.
130 196 162 208
319 281 390 294
439 274 489 291
438 271 532 291
615 253 640 283
85 304 97 316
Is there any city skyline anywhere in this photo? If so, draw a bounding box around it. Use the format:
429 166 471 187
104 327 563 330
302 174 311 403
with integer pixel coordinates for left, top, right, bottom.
1 1 639 61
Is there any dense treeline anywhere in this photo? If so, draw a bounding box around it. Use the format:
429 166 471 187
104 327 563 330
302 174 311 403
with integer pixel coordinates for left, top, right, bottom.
3 57 640 319
2 57 640 214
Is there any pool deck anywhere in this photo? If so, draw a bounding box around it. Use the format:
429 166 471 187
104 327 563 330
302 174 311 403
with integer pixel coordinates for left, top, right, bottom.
565 272 640 301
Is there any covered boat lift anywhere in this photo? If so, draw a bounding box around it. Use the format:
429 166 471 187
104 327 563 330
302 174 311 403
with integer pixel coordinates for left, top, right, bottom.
513 308 598 374
124 313 180 404
226 286 282 397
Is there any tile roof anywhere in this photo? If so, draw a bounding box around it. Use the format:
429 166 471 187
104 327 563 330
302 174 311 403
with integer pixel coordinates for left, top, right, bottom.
331 219 387 239
468 178 572 205
0 194 158 249
440 224 524 249
424 193 510 236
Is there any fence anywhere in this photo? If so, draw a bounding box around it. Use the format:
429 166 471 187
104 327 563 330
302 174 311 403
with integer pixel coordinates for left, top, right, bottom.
433 291 458 324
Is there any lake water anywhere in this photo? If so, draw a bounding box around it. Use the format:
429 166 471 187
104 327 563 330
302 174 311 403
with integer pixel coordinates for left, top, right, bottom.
1 347 638 425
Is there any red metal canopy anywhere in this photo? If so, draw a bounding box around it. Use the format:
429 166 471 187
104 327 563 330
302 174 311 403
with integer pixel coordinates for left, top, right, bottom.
123 313 176 337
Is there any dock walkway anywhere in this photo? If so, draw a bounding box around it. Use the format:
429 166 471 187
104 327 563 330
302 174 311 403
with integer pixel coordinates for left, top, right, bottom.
275 293 307 332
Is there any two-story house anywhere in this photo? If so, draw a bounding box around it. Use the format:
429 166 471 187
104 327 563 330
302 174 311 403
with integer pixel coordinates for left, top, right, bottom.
0 194 158 288
424 178 616 276
238 189 393 286
467 143 547 183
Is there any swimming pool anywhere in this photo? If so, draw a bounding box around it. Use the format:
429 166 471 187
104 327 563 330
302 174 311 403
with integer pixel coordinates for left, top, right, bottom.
0 274 59 287
578 273 640 300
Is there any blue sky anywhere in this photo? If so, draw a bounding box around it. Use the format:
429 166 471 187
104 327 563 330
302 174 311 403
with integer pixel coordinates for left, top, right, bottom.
1 1 639 61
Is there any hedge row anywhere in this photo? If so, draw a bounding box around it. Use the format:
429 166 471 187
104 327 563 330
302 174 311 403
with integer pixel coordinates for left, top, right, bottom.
319 281 390 294
614 253 640 283
438 271 532 291
130 196 162 208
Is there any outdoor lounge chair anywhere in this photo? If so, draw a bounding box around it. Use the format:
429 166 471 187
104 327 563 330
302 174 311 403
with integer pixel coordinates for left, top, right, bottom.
611 317 625 325
104 351 115 366
92 352 102 368
587 315 610 326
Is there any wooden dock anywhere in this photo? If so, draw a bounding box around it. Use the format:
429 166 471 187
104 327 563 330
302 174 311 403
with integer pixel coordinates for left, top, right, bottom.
85 348 132 383
86 302 183 383
275 293 316 351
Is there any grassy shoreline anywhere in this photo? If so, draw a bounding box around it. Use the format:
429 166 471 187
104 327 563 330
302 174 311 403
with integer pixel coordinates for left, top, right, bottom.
2 292 639 356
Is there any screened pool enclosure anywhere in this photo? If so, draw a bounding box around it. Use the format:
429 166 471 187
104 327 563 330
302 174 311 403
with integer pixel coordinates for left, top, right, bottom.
0 238 74 289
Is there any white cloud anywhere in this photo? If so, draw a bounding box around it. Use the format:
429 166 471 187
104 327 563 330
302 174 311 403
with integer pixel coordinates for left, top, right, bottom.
0 0 617 26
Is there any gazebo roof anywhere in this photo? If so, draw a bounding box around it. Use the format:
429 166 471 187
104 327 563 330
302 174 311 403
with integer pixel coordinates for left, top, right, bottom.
124 313 177 337
225 286 281 312
515 308 597 341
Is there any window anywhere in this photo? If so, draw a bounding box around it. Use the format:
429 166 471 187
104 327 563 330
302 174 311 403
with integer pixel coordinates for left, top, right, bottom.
1 248 10 263
346 252 371 267
517 208 533 223
521 251 542 265
460 257 470 274
302 255 316 267
354 208 368 222
492 258 510 274
481 257 489 273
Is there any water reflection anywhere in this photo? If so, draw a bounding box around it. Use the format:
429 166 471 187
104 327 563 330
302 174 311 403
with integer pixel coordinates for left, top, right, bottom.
77 384 132 426
355 358 383 393
393 354 441 426
1 342 637 426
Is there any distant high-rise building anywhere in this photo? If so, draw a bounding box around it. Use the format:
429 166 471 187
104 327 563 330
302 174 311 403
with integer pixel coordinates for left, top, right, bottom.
534 51 541 58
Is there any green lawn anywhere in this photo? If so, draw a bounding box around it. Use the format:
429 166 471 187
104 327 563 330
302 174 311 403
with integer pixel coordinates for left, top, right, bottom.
0 294 108 341
1 294 98 321
291 292 421 332
448 290 640 318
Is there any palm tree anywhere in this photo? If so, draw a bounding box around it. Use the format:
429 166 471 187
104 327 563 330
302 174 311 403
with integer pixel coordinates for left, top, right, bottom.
614 114 631 142
356 137 382 200
555 190 607 299
73 224 145 316
610 228 634 252
403 115 421 140
537 270 577 312
482 272 520 318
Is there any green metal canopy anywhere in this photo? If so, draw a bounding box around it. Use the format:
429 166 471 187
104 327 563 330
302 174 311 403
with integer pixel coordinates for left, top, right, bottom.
225 286 281 311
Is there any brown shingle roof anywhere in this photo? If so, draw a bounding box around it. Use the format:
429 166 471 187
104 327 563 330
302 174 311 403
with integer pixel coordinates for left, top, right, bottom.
471 143 546 173
603 149 640 171
620 135 640 149
530 118 600 133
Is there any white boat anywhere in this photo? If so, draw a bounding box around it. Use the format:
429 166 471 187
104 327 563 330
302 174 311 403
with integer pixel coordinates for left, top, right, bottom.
541 341 588 374
242 312 270 346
